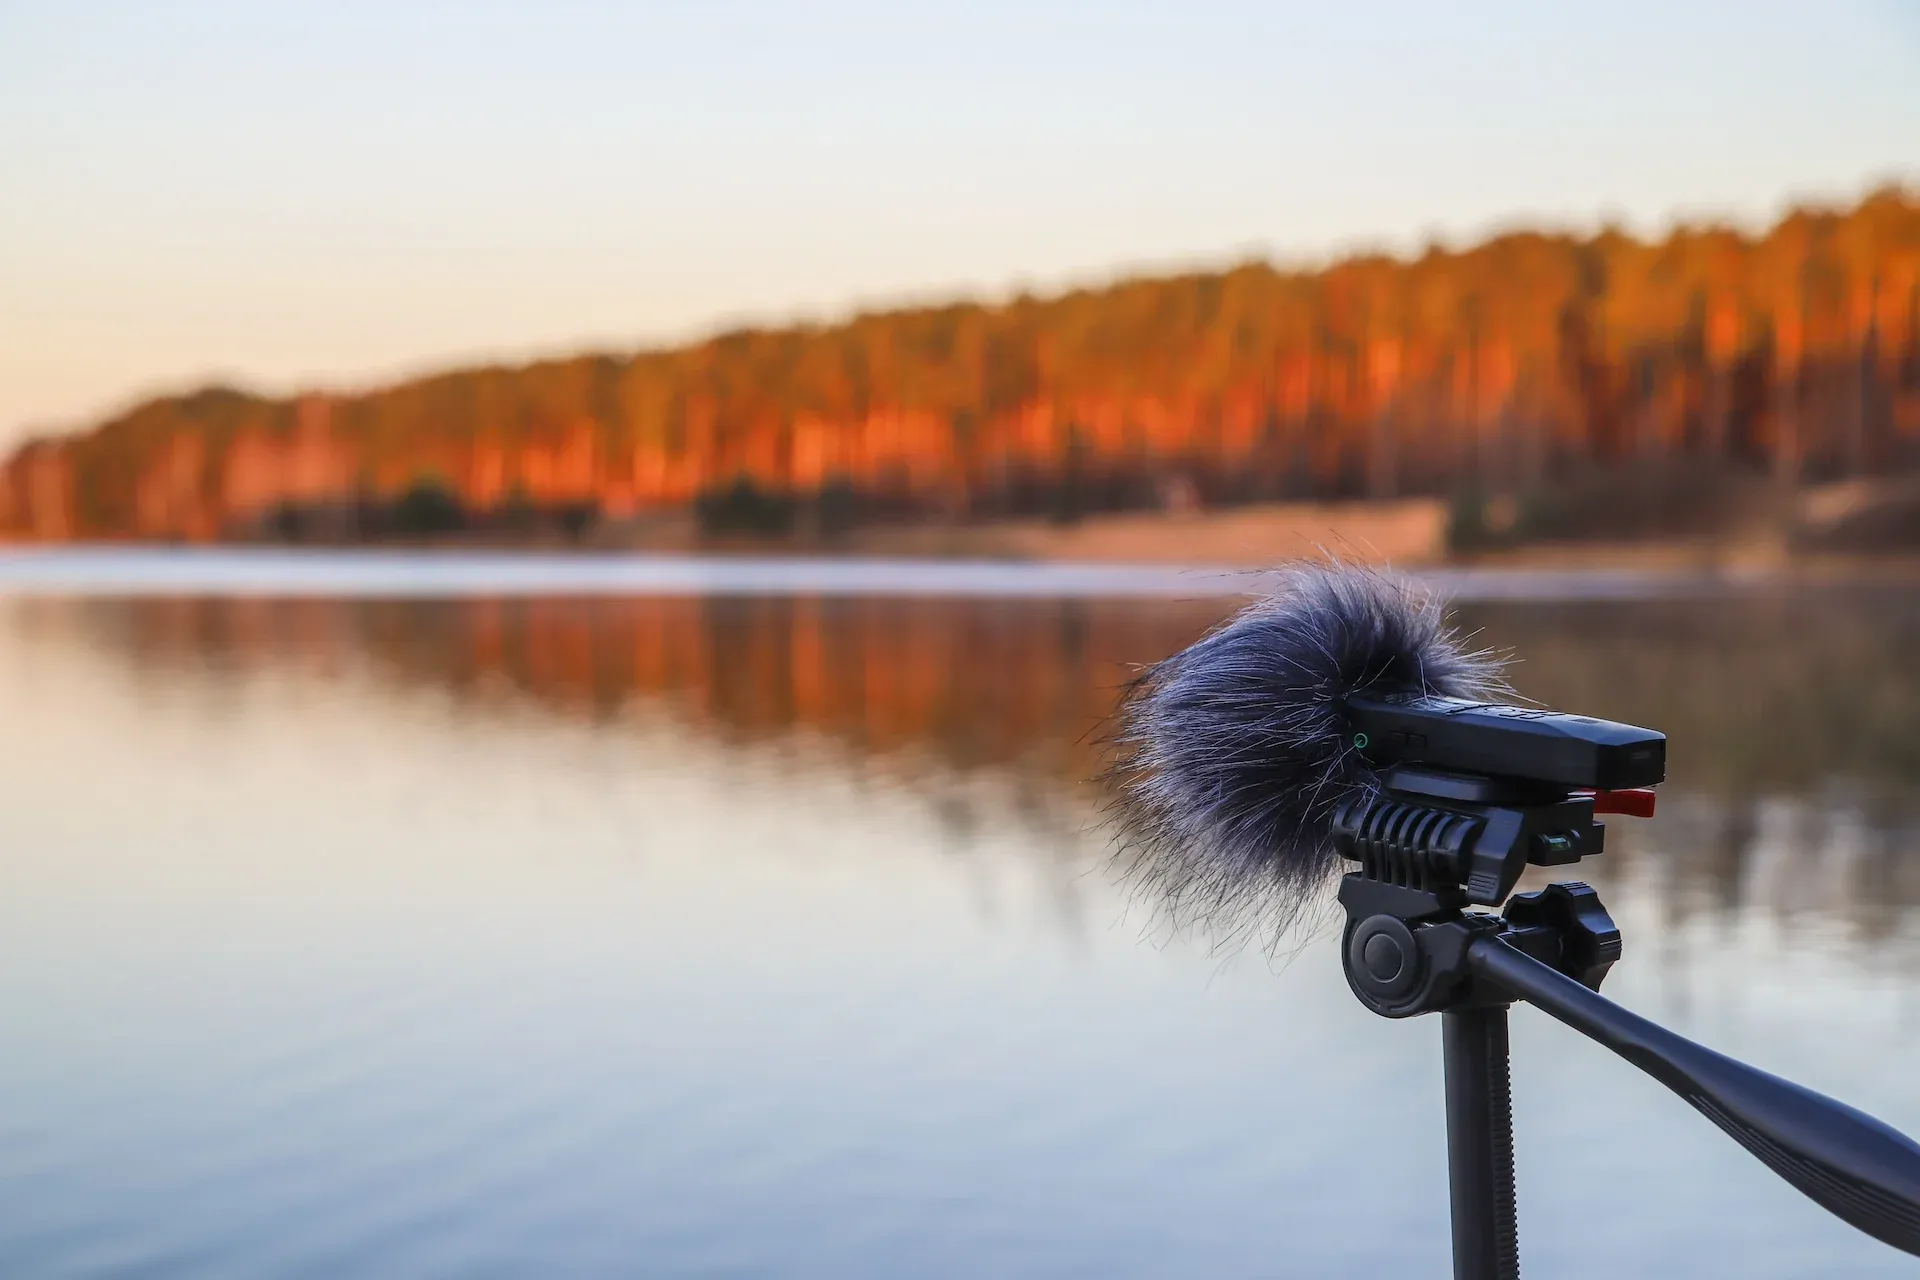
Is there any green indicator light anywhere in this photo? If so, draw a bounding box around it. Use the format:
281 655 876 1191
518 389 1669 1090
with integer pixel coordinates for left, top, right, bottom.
1353 732 1370 749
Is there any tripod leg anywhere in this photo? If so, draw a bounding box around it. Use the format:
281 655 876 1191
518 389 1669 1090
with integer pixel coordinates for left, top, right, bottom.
1444 1005 1519 1280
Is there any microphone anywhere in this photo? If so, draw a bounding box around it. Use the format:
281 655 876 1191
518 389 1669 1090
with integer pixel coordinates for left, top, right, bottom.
1108 561 1508 937
1107 561 1920 1274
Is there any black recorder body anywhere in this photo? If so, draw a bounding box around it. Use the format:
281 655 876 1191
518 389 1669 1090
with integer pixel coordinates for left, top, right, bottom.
1331 690 1663 1021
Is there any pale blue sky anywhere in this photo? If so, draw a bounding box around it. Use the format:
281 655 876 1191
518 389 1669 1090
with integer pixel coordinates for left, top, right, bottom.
2 0 1916 445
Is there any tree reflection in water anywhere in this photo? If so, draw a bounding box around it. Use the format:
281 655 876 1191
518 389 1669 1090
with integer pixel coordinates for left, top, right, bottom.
17 587 1920 950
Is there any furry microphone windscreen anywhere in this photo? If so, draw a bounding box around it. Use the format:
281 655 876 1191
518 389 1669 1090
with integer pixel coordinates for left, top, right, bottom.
1106 563 1508 942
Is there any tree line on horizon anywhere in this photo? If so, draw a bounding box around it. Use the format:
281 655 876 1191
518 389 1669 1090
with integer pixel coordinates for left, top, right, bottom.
4 186 1919 544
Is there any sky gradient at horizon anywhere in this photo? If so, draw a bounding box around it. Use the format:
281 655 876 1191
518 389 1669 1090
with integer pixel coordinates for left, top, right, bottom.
3 0 1918 447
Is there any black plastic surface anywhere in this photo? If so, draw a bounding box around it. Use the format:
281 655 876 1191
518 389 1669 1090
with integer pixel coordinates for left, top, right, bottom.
1347 690 1666 790
1471 936 1920 1258
1444 1007 1520 1280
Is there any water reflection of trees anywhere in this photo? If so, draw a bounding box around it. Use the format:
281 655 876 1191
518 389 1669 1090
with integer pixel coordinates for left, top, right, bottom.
50 594 1224 779
25 588 1920 937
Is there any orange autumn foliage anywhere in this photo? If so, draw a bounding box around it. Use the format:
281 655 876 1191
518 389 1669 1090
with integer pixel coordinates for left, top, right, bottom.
5 188 1919 542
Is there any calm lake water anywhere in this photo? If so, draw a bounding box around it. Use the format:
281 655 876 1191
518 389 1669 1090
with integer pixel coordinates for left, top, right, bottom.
2 554 1919 1277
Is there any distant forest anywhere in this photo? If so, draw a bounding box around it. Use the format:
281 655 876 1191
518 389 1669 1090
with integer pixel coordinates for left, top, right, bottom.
5 187 1919 545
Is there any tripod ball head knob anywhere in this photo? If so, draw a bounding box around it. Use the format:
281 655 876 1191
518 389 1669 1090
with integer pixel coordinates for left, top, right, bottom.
1347 914 1422 1006
1336 876 1501 1018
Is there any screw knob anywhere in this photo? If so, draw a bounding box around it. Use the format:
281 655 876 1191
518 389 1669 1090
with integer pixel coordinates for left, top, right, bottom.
1347 915 1422 1002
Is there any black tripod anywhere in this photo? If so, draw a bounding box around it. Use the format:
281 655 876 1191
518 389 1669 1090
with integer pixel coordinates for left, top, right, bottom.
1337 791 1920 1279
1442 1005 1516 1279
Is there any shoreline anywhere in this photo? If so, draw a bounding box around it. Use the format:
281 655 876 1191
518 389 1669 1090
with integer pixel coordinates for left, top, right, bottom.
3 542 1918 601
7 484 1920 589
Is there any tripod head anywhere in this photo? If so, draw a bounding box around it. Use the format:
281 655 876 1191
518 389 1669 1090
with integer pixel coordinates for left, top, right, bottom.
1329 695 1662 1017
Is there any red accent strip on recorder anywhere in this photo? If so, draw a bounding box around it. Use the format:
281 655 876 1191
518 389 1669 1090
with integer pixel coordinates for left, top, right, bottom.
1578 787 1658 818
